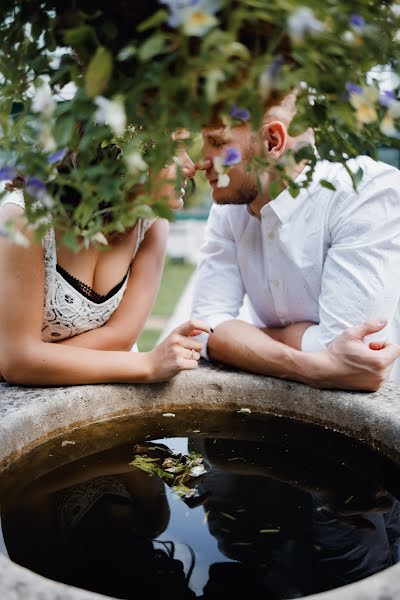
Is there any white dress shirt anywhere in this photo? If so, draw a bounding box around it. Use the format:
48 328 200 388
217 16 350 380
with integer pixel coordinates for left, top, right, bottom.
192 156 400 381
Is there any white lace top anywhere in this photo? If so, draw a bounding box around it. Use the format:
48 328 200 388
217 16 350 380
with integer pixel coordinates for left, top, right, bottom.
1 191 155 342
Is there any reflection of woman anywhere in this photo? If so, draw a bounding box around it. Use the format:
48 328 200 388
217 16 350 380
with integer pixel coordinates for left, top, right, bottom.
0 144 211 386
1 443 195 599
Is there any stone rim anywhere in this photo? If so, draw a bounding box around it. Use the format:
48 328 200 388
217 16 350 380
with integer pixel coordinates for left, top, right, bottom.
1 365 400 599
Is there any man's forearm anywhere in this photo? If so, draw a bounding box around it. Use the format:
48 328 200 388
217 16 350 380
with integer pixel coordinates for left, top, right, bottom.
262 322 315 350
208 320 325 387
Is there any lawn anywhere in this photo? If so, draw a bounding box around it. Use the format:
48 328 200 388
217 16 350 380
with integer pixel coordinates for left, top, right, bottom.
137 257 195 351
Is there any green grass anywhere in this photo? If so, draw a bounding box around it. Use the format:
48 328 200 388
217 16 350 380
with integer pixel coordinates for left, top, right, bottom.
151 258 195 317
137 258 195 352
137 329 162 353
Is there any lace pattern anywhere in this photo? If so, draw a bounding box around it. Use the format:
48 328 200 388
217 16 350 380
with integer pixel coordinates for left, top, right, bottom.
1 191 156 341
56 476 132 530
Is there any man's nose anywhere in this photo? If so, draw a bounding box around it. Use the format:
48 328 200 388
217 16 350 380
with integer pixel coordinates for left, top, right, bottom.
195 158 213 172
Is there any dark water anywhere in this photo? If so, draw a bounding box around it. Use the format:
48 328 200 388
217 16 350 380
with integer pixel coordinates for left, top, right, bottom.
1 411 400 599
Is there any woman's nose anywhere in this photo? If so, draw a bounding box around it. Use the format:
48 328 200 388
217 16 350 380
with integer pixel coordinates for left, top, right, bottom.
181 153 196 178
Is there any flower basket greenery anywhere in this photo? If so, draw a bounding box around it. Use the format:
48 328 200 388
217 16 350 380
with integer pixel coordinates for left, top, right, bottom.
1 0 400 247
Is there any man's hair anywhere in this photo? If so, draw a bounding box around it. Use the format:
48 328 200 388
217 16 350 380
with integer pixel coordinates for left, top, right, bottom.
263 90 298 128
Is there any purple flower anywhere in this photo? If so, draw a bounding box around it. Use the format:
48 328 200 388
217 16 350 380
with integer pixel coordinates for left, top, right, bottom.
229 106 250 121
25 177 46 197
0 166 17 181
48 148 67 165
224 147 242 166
345 82 362 95
269 55 284 80
350 14 365 28
379 90 396 107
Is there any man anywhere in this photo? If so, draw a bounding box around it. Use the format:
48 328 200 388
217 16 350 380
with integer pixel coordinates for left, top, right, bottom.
192 91 400 391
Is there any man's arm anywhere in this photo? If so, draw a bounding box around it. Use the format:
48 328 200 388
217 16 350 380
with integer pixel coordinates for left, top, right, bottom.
205 176 400 389
208 318 400 391
191 204 246 356
298 177 400 355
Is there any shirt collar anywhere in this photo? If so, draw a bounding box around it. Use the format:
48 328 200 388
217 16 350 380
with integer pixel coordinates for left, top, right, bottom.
259 161 318 224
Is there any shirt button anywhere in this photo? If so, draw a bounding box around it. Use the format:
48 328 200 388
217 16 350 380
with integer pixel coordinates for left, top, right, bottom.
271 279 280 287
267 231 275 240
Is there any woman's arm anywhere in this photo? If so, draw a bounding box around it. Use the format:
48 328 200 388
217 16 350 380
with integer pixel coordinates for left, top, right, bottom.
57 219 168 351
0 206 209 385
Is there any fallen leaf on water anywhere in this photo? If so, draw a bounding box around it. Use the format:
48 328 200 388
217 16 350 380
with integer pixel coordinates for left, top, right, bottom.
259 528 280 534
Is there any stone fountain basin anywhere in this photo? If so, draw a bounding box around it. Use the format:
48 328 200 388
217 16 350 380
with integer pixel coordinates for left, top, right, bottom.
1 363 400 600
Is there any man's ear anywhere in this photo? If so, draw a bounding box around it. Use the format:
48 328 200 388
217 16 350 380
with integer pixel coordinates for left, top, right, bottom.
261 120 288 159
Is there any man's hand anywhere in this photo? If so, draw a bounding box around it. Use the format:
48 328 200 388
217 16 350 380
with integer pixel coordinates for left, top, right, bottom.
319 320 400 391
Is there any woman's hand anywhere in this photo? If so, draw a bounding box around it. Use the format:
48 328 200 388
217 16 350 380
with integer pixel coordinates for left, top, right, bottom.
146 320 212 382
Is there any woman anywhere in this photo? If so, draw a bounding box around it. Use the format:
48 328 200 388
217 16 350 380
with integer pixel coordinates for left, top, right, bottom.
0 145 211 386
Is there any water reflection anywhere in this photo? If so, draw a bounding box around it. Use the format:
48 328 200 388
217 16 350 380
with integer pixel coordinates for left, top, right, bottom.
1 428 399 599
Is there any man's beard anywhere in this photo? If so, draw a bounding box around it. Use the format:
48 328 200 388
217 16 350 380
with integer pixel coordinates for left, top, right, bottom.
213 173 259 205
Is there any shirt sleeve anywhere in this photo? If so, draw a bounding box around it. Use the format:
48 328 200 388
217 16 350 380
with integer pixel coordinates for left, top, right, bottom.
301 169 400 352
191 204 245 359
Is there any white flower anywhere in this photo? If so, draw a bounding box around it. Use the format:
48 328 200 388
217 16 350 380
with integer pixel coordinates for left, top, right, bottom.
31 79 55 117
38 124 56 152
213 156 224 174
124 151 148 175
190 465 207 477
342 31 356 44
217 173 230 187
380 113 399 137
288 7 326 42
161 0 221 36
91 232 109 246
94 96 127 136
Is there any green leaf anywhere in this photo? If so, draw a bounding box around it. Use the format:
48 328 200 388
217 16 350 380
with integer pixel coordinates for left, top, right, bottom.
84 47 113 97
61 230 80 252
137 9 168 32
319 179 336 191
288 185 300 198
138 34 166 62
268 180 281 199
64 25 97 47
353 167 364 185
152 201 175 221
54 114 75 147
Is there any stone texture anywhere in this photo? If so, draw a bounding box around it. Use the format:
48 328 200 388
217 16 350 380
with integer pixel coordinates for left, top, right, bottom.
1 363 400 599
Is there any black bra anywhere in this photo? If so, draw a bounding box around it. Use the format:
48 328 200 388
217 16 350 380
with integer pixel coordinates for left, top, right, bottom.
56 264 129 304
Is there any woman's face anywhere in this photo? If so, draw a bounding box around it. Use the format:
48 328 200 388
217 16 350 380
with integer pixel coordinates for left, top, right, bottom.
157 129 196 210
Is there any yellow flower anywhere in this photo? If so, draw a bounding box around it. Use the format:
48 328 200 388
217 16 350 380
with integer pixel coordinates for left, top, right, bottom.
355 102 378 124
349 86 378 124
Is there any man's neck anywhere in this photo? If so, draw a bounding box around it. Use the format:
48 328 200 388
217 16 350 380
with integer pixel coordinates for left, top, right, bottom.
249 159 308 219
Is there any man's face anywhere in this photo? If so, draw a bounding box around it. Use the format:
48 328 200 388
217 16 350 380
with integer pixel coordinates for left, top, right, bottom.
201 123 260 205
